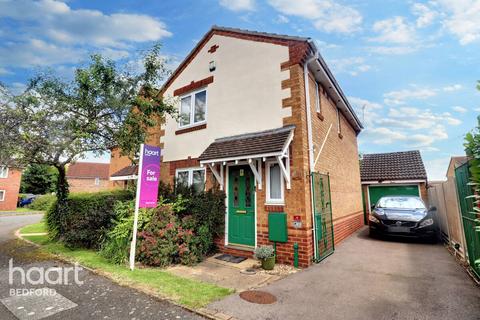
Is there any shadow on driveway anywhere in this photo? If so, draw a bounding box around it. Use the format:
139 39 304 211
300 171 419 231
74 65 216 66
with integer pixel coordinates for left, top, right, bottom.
209 227 480 320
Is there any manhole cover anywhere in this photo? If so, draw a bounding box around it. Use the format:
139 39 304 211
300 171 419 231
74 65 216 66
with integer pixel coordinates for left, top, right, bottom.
239 290 277 304
240 268 257 275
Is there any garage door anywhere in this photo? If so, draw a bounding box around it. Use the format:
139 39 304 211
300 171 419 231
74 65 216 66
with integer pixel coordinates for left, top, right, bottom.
368 185 420 208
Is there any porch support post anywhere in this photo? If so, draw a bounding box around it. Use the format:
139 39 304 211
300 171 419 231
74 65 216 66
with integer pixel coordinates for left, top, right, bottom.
277 155 291 189
208 163 224 190
248 158 262 190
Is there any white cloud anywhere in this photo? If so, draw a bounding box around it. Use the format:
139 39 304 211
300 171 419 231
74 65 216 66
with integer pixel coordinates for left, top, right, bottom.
267 0 363 34
0 1 171 47
443 84 462 92
276 15 289 23
384 87 437 105
348 97 383 126
435 0 480 45
328 57 372 76
370 16 416 44
0 67 12 75
363 124 447 148
219 0 256 12
367 46 417 55
452 106 468 113
0 39 85 67
424 157 450 181
411 3 438 28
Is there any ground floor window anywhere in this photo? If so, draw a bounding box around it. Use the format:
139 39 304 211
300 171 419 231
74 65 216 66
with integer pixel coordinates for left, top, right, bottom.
266 161 284 204
0 190 5 201
175 167 206 192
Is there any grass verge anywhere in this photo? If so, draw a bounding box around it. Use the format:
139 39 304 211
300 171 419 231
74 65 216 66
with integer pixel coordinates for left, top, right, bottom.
19 222 47 234
20 223 232 309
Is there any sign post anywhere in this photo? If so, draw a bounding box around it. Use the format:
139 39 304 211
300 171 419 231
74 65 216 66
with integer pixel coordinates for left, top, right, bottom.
129 144 161 271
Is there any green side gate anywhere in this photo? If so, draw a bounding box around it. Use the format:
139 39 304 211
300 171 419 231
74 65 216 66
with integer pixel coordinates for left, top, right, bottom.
455 162 480 277
311 172 334 262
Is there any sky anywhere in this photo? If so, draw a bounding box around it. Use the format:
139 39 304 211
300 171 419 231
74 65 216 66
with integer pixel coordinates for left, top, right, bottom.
1 0 479 180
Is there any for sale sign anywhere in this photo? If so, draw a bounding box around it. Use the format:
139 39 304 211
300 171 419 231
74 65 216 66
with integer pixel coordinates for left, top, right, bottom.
138 144 161 208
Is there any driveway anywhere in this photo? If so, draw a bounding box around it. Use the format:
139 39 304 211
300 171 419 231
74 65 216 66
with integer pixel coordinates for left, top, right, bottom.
209 228 480 320
0 214 203 320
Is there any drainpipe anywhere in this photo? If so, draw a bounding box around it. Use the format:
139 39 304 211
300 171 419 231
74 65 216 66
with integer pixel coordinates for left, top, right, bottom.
304 53 318 260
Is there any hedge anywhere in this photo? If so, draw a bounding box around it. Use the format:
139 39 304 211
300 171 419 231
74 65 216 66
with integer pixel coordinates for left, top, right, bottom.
46 190 133 249
28 194 56 212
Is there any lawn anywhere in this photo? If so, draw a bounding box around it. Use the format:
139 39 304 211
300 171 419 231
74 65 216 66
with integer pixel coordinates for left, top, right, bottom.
20 223 232 308
18 221 47 234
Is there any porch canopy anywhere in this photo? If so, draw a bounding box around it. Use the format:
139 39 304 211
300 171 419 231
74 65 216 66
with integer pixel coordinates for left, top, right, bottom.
199 125 295 190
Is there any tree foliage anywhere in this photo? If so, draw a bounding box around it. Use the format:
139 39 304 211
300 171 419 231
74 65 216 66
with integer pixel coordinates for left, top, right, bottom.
0 45 176 201
20 164 58 195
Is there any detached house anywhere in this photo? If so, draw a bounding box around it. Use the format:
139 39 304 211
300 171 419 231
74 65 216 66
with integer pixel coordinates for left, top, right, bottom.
66 162 110 193
111 26 364 267
0 165 22 211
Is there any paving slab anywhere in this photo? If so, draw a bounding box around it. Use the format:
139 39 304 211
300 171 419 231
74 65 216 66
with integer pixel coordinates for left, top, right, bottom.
209 228 480 320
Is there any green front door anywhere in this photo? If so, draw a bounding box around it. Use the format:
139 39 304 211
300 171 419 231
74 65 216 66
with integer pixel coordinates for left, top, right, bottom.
368 185 420 207
228 165 255 246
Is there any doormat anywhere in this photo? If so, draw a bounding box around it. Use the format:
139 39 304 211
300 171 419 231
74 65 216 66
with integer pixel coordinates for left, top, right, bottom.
215 254 247 264
239 290 277 304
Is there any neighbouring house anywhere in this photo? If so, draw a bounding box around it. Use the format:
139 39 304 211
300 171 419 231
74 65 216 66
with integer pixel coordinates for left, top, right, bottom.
428 156 469 259
0 165 22 211
110 26 365 267
360 150 429 222
66 162 110 193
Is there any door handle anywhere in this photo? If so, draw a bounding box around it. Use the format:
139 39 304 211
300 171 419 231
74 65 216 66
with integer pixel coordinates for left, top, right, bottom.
236 210 247 214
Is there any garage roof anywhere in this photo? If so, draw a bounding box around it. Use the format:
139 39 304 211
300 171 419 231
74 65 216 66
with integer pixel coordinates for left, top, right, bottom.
360 150 427 182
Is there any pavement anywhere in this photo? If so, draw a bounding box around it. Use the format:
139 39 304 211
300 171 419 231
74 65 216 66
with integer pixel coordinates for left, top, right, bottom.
209 227 480 320
167 255 296 292
0 214 204 320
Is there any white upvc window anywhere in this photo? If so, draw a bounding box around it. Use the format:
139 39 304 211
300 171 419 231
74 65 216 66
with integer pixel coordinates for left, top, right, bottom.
175 167 206 192
179 89 207 128
315 81 321 113
266 161 284 204
94 177 100 186
0 190 5 201
0 166 8 178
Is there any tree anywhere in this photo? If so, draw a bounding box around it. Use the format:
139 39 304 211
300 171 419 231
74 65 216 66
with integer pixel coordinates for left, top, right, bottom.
0 45 177 203
20 164 58 195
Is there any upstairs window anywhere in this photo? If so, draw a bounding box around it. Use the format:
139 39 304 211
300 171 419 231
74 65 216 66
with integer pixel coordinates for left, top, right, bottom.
95 177 100 186
0 190 5 201
0 166 8 178
179 89 207 128
176 168 206 193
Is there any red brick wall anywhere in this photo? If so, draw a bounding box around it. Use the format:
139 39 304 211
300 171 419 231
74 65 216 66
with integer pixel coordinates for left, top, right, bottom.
0 168 22 211
68 178 110 193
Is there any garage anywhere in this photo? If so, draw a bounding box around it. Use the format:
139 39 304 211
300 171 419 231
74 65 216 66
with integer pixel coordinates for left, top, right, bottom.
368 185 420 208
360 150 428 222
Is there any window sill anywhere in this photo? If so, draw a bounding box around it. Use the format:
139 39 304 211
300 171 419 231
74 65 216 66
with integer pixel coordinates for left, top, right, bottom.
316 112 324 121
176 123 207 135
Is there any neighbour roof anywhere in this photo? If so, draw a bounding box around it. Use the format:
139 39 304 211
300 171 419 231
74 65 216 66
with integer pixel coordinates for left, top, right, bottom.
199 125 295 162
451 156 469 168
110 165 138 178
360 150 427 182
66 162 110 179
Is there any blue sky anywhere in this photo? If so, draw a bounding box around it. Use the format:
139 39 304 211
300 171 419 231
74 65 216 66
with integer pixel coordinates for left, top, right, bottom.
1 0 479 180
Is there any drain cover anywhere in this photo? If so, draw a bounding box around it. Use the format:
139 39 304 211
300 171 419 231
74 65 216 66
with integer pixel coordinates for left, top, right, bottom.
239 290 277 304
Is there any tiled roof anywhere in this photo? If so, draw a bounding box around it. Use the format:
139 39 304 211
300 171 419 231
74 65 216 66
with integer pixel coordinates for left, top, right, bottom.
360 150 427 182
67 162 110 179
199 125 295 161
110 165 138 177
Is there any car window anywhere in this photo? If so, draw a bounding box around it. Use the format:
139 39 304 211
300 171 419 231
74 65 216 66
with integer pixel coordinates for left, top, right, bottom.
377 197 425 209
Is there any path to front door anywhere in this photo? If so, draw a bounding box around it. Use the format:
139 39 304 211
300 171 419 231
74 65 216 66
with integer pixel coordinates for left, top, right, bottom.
227 165 255 247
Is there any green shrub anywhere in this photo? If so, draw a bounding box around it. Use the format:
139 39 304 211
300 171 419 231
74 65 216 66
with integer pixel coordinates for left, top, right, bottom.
28 194 56 211
158 184 226 255
46 190 133 249
254 245 275 260
100 200 155 264
136 204 200 267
